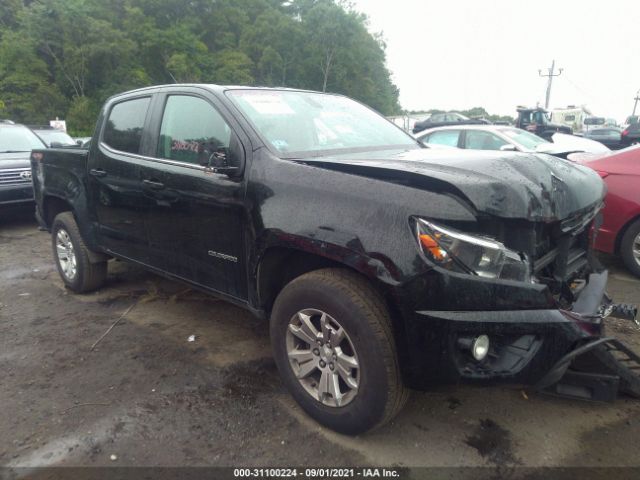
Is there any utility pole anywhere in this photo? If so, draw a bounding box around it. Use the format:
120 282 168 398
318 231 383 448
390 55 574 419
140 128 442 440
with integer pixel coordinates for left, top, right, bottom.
538 60 563 109
632 89 640 117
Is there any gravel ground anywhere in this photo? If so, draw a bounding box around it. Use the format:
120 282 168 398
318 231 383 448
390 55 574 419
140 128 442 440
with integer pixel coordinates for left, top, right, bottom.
1 211 639 472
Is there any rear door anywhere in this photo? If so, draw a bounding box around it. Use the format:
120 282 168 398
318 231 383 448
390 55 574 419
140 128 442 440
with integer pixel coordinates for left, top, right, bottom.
462 130 510 151
87 95 154 262
139 88 249 299
422 129 461 148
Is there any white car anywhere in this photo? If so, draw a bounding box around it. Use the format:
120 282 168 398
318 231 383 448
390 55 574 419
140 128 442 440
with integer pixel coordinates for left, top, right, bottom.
415 125 609 156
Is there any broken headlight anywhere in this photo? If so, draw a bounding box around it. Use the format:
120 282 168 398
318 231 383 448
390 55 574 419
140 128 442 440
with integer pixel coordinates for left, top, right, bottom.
415 219 530 282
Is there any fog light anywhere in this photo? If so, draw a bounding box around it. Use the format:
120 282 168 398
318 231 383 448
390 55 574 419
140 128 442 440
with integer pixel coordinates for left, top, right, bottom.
472 335 490 361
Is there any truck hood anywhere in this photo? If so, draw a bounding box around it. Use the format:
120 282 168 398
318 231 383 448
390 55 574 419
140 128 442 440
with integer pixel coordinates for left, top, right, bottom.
0 151 32 169
296 148 605 221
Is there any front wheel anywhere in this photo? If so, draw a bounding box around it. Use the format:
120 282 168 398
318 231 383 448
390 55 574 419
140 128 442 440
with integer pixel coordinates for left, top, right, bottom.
270 268 408 435
52 212 108 293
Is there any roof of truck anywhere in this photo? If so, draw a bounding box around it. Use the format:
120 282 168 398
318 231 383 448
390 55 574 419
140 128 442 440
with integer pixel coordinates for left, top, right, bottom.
107 84 323 101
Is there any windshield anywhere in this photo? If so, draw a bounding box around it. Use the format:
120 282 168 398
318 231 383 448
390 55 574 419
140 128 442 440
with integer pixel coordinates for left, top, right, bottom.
35 129 76 146
0 125 45 153
532 111 549 125
226 90 417 157
499 128 549 150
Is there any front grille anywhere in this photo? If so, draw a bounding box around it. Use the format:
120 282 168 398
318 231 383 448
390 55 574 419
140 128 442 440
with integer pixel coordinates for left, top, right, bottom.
0 168 31 186
533 207 598 300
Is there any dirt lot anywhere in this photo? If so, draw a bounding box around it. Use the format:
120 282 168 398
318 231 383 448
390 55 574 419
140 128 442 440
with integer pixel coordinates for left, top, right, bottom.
1 212 640 471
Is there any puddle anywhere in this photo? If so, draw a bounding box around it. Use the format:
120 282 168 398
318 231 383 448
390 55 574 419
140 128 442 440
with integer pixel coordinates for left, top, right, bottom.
221 358 281 403
465 418 521 467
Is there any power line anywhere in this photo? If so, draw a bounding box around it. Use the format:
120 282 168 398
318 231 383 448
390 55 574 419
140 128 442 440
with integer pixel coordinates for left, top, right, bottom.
538 60 563 109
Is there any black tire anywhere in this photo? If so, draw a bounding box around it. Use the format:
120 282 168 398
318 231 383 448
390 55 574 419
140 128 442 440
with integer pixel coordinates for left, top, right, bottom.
620 219 640 278
270 268 408 435
51 212 107 293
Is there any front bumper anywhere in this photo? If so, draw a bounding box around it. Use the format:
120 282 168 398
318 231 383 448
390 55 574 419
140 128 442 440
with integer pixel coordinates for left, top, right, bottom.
402 270 639 395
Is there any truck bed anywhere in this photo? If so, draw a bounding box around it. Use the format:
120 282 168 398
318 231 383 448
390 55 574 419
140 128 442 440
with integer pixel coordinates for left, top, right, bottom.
31 147 90 227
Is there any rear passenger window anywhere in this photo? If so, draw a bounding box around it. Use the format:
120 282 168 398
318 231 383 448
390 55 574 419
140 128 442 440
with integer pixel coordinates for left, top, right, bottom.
425 130 460 147
157 95 231 165
103 97 150 154
464 131 508 150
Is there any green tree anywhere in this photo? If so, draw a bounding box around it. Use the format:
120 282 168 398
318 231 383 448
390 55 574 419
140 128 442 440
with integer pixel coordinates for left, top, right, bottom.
0 31 66 123
0 0 403 125
212 50 255 84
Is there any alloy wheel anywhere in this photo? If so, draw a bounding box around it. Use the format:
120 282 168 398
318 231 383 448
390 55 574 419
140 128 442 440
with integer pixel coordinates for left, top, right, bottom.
286 308 359 407
633 232 640 267
55 229 77 280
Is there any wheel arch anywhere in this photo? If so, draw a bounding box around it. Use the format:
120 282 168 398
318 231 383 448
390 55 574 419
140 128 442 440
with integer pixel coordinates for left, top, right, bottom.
254 246 408 355
46 196 108 264
43 195 74 229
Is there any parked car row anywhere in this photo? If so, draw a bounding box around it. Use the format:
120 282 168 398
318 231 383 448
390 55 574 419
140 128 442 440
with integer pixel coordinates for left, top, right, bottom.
414 124 610 158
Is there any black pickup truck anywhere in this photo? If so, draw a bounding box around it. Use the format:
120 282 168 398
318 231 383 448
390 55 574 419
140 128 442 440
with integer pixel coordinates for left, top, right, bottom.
31 85 640 434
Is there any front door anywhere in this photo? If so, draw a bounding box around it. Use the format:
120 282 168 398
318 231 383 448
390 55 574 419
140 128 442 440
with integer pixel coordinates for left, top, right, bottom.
140 91 248 299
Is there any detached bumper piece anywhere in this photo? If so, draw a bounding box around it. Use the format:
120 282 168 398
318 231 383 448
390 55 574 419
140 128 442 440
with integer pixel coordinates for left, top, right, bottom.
536 337 640 402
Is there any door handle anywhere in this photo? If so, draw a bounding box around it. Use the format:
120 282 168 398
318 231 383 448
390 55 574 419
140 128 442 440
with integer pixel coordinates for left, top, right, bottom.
143 179 165 190
89 168 107 177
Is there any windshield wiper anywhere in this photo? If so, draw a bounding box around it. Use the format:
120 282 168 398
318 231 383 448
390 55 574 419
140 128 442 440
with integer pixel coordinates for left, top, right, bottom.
0 150 30 153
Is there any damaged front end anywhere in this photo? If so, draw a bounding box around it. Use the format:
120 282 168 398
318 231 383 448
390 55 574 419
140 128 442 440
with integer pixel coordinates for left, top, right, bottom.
408 205 639 402
520 205 640 402
300 148 639 401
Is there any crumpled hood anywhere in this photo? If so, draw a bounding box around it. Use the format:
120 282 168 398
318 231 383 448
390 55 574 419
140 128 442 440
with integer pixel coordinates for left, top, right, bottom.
297 148 606 221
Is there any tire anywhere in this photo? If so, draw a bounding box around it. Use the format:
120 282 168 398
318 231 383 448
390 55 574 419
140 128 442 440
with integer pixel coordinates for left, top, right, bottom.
52 212 108 293
620 219 640 278
270 268 408 435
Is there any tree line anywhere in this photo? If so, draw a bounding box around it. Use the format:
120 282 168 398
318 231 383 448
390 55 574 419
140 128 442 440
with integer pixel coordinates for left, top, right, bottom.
0 0 402 135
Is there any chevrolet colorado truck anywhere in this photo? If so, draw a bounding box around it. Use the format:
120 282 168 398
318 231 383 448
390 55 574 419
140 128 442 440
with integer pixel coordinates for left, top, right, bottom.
31 85 640 434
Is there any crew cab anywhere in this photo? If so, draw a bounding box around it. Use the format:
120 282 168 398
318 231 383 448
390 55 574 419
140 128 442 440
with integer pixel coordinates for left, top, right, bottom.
31 85 640 434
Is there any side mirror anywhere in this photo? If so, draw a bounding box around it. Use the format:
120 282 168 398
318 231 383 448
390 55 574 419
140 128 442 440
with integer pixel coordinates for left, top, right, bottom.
499 144 517 152
206 146 241 177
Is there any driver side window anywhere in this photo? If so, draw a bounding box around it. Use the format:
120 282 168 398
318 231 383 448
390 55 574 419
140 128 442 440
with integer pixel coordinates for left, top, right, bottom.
157 95 231 165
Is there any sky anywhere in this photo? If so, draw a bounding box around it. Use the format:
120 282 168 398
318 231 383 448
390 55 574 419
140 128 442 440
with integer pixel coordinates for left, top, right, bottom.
352 0 640 121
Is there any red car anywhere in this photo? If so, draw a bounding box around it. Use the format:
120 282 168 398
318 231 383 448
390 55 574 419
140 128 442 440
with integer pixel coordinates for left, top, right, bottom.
572 145 640 277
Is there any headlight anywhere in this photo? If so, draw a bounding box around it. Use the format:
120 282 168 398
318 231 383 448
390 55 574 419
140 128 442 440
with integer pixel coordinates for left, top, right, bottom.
415 219 530 282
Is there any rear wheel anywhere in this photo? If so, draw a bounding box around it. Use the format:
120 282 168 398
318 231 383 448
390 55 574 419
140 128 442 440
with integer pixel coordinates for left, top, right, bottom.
52 212 108 293
270 268 408 435
620 219 640 278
